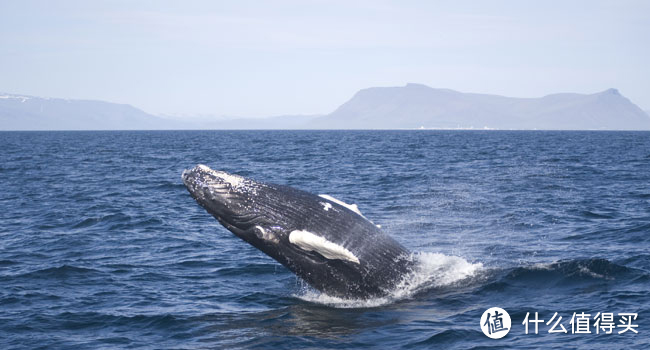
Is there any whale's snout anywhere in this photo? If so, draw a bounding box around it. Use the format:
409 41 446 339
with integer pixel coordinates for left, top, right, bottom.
181 165 253 229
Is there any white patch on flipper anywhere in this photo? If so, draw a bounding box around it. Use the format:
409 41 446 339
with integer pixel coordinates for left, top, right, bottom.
255 225 278 243
318 194 363 216
320 202 333 211
289 230 360 264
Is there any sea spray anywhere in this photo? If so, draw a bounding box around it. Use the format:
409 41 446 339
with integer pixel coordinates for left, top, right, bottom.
296 252 483 308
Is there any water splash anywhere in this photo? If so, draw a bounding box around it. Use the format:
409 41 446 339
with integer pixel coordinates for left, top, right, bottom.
296 252 483 308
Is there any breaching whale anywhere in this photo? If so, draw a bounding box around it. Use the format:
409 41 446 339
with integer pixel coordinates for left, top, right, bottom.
182 164 412 298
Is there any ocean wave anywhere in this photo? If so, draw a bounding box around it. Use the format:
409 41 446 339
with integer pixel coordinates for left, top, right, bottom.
217 263 280 277
0 259 19 267
406 329 480 347
295 256 645 309
33 311 185 331
147 182 187 191
70 213 132 229
504 258 635 283
471 257 648 298
16 265 104 279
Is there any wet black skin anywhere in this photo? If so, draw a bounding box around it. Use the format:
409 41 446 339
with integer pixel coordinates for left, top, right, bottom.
182 165 412 299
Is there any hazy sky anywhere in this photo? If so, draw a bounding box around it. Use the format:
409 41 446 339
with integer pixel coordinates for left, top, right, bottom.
1 0 648 117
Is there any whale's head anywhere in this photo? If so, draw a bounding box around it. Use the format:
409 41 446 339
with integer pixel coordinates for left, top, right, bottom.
181 164 282 244
181 164 356 267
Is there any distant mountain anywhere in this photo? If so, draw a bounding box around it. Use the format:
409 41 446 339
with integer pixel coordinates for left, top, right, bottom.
2 86 649 130
0 93 321 130
308 84 650 130
0 93 184 130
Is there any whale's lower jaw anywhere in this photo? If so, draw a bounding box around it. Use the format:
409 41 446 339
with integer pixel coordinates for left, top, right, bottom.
182 164 412 299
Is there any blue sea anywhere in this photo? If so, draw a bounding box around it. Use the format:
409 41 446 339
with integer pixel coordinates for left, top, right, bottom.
1 130 649 349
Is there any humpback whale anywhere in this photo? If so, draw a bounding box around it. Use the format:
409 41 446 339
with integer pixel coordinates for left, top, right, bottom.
182 164 412 298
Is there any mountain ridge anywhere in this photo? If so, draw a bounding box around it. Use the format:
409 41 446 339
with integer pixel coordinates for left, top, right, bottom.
0 93 183 130
2 85 649 130
308 84 650 130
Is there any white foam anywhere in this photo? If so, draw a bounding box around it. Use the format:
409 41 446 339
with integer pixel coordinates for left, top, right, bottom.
578 266 609 279
289 230 360 264
296 252 483 308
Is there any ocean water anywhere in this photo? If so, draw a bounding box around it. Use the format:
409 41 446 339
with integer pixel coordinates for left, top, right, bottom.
1 130 649 349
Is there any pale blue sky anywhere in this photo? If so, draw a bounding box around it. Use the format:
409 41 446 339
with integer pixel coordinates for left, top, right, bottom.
1 0 648 117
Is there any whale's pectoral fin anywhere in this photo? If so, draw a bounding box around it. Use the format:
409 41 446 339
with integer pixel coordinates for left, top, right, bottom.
289 230 360 264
